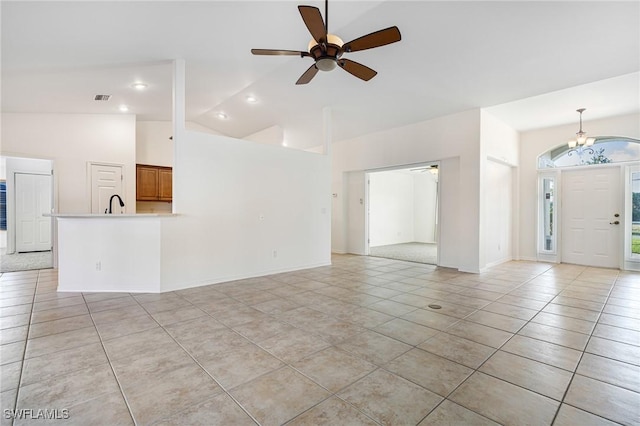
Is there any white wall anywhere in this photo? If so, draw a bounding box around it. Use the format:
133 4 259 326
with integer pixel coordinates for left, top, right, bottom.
519 112 640 261
438 157 460 268
136 121 174 167
333 109 481 272
57 217 161 293
159 130 331 291
369 171 415 246
136 120 224 166
414 172 438 243
1 113 137 214
479 110 519 268
244 125 284 146
369 170 438 247
484 160 513 266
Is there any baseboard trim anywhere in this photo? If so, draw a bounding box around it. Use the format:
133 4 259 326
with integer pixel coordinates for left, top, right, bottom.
161 260 333 292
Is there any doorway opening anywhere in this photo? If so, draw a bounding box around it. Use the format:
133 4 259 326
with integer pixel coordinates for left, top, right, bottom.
367 163 439 264
0 156 54 272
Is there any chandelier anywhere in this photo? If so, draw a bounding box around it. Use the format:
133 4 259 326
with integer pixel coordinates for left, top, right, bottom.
567 108 595 157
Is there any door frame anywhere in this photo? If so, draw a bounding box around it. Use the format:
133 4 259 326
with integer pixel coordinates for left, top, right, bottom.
3 156 55 256
365 161 440 265
624 164 640 271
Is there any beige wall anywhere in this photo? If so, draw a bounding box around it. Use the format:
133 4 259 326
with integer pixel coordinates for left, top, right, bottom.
1 113 137 214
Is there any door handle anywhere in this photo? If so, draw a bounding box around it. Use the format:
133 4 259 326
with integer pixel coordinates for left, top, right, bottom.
610 221 620 225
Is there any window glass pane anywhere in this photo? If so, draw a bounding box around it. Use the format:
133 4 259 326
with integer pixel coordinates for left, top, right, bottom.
542 178 554 251
632 171 640 256
539 137 640 169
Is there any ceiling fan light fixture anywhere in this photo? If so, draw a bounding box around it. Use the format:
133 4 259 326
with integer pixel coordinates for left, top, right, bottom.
316 57 337 72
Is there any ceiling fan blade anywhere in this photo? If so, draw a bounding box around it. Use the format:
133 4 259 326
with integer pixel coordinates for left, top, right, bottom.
251 49 309 57
342 26 401 53
298 5 326 43
338 59 377 81
296 64 319 85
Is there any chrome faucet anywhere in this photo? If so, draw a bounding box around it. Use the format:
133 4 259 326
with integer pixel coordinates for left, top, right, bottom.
108 194 125 214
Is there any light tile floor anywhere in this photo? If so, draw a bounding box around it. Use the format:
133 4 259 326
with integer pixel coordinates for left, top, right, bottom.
1 256 639 425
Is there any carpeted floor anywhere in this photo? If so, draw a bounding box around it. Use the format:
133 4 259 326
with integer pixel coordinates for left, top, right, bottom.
0 251 53 272
369 242 437 265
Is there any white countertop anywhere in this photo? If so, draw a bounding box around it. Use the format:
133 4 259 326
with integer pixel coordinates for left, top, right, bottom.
46 213 178 218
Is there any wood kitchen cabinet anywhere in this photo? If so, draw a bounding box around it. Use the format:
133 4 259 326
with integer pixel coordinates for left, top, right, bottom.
136 164 172 201
158 168 172 201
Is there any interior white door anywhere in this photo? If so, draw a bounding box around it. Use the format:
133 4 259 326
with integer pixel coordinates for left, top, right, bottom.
16 173 52 252
562 167 621 268
91 164 124 214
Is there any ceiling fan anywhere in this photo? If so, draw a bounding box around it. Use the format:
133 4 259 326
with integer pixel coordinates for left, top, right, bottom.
251 0 401 85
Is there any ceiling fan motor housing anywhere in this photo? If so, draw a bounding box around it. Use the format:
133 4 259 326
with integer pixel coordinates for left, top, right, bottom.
309 34 343 72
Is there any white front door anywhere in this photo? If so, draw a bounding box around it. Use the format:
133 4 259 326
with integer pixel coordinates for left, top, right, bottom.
90 163 125 214
562 166 621 268
16 173 52 253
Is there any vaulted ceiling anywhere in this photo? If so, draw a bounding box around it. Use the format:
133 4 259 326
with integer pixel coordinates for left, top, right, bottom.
2 1 638 149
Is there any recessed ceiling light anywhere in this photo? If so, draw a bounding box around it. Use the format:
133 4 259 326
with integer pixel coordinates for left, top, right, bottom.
246 95 258 103
131 82 147 90
119 105 129 112
216 112 228 120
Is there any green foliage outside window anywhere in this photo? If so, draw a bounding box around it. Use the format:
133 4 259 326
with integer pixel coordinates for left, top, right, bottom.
585 148 612 165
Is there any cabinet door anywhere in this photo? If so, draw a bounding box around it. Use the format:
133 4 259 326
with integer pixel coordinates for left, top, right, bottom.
158 168 172 201
137 166 159 201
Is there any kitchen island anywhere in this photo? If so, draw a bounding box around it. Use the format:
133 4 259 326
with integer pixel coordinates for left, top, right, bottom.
49 213 177 293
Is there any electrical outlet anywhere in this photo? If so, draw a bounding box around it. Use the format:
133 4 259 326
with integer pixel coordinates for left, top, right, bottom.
272 250 277 258
95 261 101 271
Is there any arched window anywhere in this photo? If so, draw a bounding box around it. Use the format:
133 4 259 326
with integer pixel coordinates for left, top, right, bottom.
538 136 640 169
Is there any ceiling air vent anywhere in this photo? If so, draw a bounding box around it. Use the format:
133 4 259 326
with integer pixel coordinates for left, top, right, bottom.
94 94 111 101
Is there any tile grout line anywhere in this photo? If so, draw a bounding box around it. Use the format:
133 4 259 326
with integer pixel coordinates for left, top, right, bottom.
550 269 629 425
8 270 41 426
129 290 265 426
169 284 390 425
182 290 385 426
410 265 559 425
6 262 635 425
82 292 139 426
